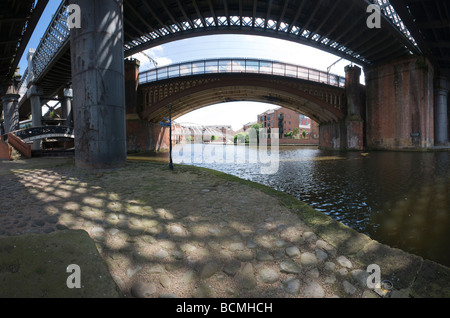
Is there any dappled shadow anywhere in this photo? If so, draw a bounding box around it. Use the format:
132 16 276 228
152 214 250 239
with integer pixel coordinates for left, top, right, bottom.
1 160 396 298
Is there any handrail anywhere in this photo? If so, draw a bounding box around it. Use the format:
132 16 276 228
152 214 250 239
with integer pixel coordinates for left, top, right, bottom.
139 58 346 88
17 67 29 95
32 0 70 80
18 0 70 94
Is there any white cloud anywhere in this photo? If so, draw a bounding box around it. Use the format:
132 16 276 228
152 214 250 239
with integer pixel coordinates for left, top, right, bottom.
132 47 173 71
154 57 173 67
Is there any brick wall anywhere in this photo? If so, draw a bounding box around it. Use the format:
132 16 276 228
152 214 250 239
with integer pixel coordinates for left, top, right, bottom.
365 56 434 150
0 139 12 160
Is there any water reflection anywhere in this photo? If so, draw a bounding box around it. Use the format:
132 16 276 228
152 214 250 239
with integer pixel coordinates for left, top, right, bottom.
173 144 450 267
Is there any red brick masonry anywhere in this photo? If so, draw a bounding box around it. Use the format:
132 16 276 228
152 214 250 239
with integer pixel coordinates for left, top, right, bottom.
0 139 12 160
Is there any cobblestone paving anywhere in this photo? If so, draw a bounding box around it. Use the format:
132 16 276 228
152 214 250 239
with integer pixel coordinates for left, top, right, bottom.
0 160 382 298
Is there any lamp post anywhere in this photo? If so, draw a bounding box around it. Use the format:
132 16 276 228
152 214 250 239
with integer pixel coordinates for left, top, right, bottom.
169 103 173 171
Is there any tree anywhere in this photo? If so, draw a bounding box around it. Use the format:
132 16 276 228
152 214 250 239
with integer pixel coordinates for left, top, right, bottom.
251 123 263 131
234 132 249 144
284 131 293 138
250 123 263 144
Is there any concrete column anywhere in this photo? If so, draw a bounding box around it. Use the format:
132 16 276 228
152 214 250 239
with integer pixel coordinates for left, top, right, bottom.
344 65 364 150
61 87 73 127
70 0 126 169
27 85 43 150
1 86 20 133
345 65 363 119
448 79 450 142
434 76 448 146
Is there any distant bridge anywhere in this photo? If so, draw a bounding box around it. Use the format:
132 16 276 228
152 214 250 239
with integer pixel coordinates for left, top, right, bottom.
12 126 74 143
139 58 346 87
137 58 348 124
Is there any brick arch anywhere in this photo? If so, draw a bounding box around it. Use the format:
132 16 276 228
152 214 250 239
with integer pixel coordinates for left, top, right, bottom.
139 73 346 124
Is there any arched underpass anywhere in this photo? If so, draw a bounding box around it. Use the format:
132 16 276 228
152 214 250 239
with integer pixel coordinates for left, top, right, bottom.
140 74 345 125
125 58 364 152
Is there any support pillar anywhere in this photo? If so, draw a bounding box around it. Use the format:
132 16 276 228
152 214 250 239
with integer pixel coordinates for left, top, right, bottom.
1 86 20 133
27 85 43 150
125 58 140 116
318 121 345 150
60 87 73 127
70 0 126 168
319 66 365 150
124 58 155 153
434 76 448 146
344 65 364 150
365 56 434 150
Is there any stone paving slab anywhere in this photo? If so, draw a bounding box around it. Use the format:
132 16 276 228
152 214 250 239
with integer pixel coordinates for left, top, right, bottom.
0 158 449 298
0 229 121 297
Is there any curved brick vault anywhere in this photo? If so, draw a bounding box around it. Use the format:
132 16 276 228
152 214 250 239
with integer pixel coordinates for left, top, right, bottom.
138 73 346 125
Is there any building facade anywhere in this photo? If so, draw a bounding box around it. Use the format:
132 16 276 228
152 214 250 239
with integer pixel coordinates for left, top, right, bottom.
257 107 318 139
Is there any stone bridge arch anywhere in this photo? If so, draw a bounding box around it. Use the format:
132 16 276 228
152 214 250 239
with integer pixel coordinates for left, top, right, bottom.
139 73 346 125
125 59 365 152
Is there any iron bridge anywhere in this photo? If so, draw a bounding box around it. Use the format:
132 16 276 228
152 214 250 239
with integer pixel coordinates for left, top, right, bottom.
12 126 74 142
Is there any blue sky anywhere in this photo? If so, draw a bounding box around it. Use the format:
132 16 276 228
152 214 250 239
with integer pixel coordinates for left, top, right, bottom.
20 0 363 131
18 0 62 73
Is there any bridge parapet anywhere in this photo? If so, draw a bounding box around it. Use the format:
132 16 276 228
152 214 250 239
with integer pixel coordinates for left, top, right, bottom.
11 126 74 143
139 58 346 88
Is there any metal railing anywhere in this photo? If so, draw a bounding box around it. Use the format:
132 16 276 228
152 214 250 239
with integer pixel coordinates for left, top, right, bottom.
371 0 419 52
17 67 29 96
18 0 70 94
139 58 346 88
12 126 74 142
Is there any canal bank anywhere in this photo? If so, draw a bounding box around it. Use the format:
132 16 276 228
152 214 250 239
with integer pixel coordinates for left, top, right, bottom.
166 144 450 268
0 157 449 297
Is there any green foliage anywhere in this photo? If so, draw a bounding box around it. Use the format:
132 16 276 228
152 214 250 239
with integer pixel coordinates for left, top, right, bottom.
284 131 293 138
251 123 263 143
234 132 249 144
251 123 263 131
234 124 262 144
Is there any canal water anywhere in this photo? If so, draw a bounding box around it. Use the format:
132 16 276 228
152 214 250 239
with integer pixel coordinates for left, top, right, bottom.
172 144 450 267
